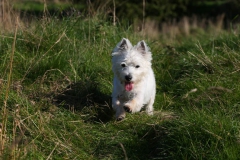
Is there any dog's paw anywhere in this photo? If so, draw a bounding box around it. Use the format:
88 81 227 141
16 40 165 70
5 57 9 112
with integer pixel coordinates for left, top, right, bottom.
124 105 132 113
116 116 125 121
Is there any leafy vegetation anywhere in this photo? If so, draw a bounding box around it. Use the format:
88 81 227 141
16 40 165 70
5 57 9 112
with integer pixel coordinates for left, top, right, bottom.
0 13 240 159
12 0 240 22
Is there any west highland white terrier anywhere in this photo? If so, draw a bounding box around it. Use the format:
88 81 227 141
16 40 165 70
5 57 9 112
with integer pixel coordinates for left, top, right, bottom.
111 38 156 121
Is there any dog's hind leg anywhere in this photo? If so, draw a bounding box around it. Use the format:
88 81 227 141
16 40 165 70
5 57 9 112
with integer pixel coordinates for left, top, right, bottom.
145 96 155 115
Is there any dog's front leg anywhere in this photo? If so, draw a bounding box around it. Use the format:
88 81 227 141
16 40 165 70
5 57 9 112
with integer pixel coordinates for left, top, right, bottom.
112 97 126 121
123 93 144 113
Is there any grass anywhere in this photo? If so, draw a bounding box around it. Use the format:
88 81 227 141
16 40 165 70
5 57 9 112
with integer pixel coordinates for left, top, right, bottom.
13 1 84 12
0 14 240 159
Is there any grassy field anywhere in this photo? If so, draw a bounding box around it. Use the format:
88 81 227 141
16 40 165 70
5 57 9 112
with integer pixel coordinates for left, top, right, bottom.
0 15 240 159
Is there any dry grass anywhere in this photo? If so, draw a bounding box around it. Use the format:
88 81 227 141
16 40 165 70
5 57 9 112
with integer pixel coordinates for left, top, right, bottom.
0 16 18 158
135 14 231 40
0 0 18 32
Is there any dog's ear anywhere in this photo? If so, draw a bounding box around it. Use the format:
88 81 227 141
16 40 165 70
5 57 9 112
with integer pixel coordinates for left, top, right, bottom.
112 38 132 56
118 38 132 50
136 40 152 61
136 40 150 54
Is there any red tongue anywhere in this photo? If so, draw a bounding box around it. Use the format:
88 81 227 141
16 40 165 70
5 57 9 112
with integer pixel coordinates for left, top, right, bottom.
125 82 133 91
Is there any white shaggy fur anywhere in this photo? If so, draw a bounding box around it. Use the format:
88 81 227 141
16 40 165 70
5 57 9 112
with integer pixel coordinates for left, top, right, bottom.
111 38 156 121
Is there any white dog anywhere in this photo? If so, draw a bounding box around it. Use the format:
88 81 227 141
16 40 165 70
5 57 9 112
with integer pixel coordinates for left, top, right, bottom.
111 38 156 121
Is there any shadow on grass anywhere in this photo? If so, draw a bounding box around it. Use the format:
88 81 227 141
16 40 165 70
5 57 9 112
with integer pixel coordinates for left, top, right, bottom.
86 112 176 159
52 80 114 123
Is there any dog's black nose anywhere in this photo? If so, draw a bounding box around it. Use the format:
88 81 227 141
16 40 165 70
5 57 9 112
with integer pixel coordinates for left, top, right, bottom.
125 75 132 81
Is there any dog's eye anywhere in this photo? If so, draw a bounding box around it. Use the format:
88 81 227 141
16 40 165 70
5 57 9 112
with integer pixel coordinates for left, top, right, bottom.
121 63 126 67
136 65 140 68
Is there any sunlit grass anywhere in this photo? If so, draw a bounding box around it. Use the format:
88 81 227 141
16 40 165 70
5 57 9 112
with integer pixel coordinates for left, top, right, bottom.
0 15 240 159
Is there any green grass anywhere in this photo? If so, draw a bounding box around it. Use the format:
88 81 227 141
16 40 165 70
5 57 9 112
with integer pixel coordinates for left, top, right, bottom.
13 1 84 12
0 15 240 159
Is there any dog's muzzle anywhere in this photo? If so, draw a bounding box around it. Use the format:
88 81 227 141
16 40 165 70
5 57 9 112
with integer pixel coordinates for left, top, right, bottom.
125 75 132 81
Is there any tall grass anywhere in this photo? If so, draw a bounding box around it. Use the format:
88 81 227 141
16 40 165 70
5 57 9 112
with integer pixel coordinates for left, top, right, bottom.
0 13 18 158
0 9 240 159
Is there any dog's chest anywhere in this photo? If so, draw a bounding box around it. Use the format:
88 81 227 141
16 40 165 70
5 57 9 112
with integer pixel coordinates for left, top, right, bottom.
118 91 136 101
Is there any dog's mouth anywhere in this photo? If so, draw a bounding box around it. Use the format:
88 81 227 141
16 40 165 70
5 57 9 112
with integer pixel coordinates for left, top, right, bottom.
125 82 134 91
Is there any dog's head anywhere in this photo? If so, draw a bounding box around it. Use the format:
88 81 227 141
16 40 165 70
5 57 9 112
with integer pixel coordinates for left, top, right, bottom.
112 38 152 91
